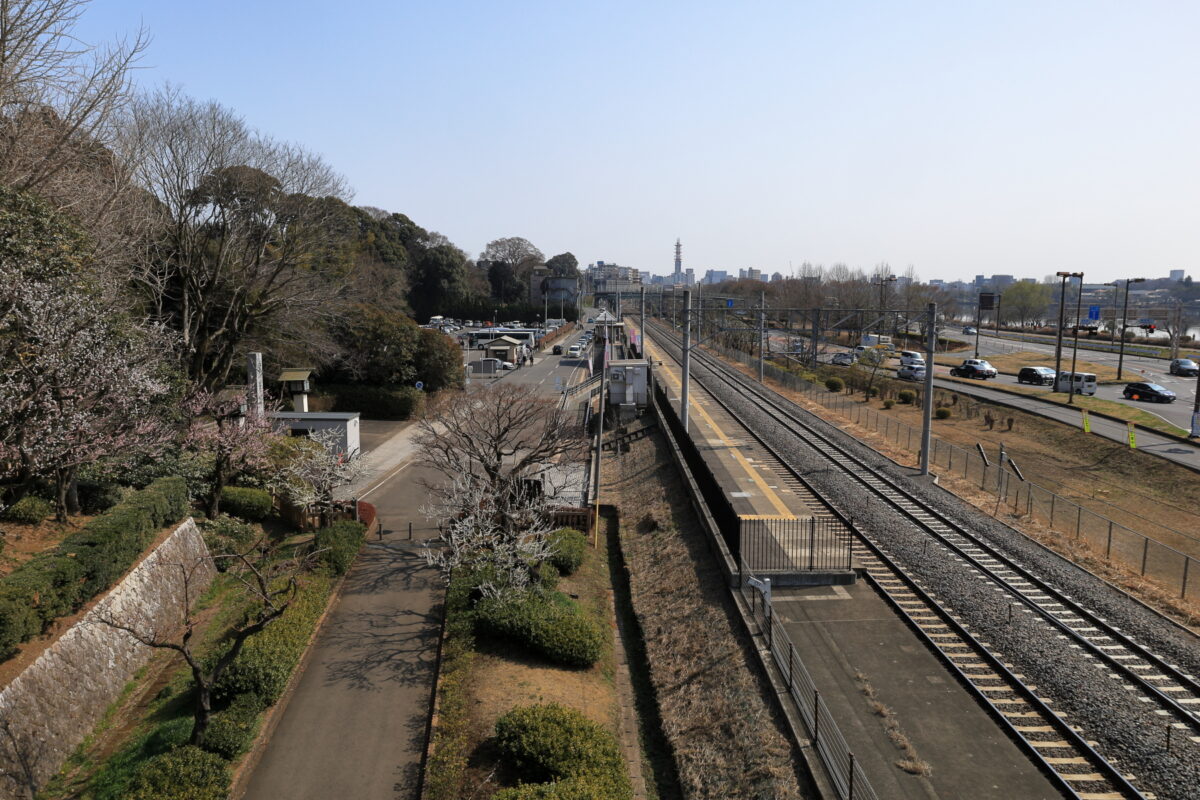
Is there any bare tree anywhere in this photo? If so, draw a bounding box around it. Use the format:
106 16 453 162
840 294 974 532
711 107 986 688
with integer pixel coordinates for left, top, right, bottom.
91 542 312 745
120 86 352 390
416 384 587 490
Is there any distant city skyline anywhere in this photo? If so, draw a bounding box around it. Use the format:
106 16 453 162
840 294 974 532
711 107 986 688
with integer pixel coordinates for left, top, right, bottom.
78 1 1200 285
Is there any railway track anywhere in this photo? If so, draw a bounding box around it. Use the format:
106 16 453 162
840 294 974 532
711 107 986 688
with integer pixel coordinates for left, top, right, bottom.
641 319 1200 799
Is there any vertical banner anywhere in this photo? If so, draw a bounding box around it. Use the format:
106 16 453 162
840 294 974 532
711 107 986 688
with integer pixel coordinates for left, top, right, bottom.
1081 409 1091 434
1126 421 1137 448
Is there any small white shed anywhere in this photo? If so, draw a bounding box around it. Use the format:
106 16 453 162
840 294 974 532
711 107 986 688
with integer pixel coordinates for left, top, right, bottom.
606 359 650 409
269 411 361 456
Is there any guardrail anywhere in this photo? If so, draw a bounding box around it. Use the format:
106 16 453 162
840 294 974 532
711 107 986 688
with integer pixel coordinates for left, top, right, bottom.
740 517 853 574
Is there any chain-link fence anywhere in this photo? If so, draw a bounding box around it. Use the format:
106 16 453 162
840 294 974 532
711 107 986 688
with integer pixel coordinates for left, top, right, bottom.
706 340 1199 602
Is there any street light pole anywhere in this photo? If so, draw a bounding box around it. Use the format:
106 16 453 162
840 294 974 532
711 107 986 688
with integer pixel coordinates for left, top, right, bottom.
1116 277 1146 380
1067 273 1085 405
1052 272 1082 391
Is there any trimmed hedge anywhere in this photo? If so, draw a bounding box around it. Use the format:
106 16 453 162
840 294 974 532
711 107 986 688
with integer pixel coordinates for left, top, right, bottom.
475 592 603 668
898 389 916 404
0 477 188 660
218 486 272 521
2 495 53 524
494 704 630 798
493 776 620 800
824 377 844 393
127 745 229 800
314 520 367 576
198 694 262 759
212 574 331 706
316 383 425 420
199 515 258 571
78 480 125 514
547 528 586 576
935 407 952 419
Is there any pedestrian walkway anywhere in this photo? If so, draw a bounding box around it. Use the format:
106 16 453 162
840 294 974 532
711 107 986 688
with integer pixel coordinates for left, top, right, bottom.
240 461 444 800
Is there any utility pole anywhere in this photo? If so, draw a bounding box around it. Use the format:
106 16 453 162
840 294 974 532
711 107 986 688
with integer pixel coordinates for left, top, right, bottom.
919 302 936 475
1067 274 1084 404
592 331 607 544
1116 277 1146 380
671 287 677 329
1053 272 1081 391
639 287 646 359
681 290 691 432
759 289 766 382
811 307 821 366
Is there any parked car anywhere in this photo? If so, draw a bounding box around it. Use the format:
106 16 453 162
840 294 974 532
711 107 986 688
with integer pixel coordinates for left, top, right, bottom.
949 359 997 379
552 345 563 355
831 352 856 366
963 326 977 335
501 361 515 370
897 364 926 381
1168 358 1199 377
1123 382 1175 403
898 350 925 367
1017 366 1056 385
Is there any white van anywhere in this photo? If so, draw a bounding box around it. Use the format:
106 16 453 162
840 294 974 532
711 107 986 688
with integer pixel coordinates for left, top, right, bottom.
1055 372 1097 395
899 350 925 367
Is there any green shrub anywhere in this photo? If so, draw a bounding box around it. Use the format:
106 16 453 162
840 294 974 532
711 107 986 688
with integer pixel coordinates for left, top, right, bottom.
2 495 53 525
0 478 189 660
199 515 258 568
475 593 603 668
898 390 916 404
547 528 586 576
493 776 620 800
77 481 125 514
127 745 229 800
824 377 844 393
213 575 331 706
883 399 895 409
935 407 951 419
317 384 425 420
314 520 367 576
219 486 272 521
198 695 262 759
494 704 629 797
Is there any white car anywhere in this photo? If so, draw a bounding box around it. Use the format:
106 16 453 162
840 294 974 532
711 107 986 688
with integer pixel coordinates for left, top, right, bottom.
899 350 925 367
501 361 515 370
897 364 926 381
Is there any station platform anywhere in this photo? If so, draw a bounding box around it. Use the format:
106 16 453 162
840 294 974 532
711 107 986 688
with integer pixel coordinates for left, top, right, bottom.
640 333 815 522
774 581 1062 800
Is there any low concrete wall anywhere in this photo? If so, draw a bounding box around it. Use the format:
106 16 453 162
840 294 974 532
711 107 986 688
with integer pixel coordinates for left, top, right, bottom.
0 518 213 798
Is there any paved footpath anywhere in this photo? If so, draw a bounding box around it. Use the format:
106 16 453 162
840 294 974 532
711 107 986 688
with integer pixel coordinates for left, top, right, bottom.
239 456 445 800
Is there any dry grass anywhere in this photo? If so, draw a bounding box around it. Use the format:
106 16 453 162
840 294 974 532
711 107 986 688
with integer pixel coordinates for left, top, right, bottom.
605 422 815 800
931 350 1120 382
853 672 933 777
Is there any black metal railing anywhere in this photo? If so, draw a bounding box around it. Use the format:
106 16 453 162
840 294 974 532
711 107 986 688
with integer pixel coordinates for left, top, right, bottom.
740 517 853 573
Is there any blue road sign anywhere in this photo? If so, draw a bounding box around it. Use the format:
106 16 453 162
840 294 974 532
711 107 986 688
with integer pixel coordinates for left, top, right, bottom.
1088 305 1100 321
726 299 734 308
414 381 424 390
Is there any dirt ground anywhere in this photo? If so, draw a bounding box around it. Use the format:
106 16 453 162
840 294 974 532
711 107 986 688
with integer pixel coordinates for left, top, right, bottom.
0 514 95 577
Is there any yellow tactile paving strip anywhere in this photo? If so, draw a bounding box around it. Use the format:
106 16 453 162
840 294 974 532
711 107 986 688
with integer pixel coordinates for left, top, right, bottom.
642 336 796 520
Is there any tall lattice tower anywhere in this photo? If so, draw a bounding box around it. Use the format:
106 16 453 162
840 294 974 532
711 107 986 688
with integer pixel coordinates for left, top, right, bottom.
674 238 682 279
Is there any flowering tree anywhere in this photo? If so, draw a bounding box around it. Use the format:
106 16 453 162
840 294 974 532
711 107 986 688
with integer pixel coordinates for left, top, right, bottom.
183 389 276 517
0 258 177 520
273 428 366 527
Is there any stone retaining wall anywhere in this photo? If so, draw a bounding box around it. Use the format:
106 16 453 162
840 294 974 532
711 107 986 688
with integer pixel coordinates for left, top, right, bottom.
0 518 213 799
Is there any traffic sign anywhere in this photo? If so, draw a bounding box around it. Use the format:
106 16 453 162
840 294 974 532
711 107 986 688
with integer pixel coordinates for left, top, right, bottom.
726 299 734 308
1087 305 1100 321
414 381 424 391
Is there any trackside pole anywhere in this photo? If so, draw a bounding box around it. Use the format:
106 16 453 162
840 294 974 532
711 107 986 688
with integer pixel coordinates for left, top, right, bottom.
920 302 936 475
681 290 691 432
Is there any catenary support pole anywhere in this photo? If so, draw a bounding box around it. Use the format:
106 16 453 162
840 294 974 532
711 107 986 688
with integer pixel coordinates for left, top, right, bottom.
639 287 646 358
920 302 936 475
759 289 766 382
681 290 691 432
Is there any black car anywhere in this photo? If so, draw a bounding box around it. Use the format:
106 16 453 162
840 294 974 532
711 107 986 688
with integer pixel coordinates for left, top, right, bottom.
1123 382 1176 403
1017 366 1056 385
552 345 563 355
1169 358 1199 377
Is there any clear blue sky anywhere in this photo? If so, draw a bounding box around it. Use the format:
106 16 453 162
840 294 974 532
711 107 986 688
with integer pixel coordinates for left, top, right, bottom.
78 1 1200 283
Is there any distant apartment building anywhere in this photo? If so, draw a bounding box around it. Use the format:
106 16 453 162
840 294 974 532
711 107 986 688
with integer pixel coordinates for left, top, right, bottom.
1170 269 1186 281
703 269 728 285
738 267 763 281
587 261 643 295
